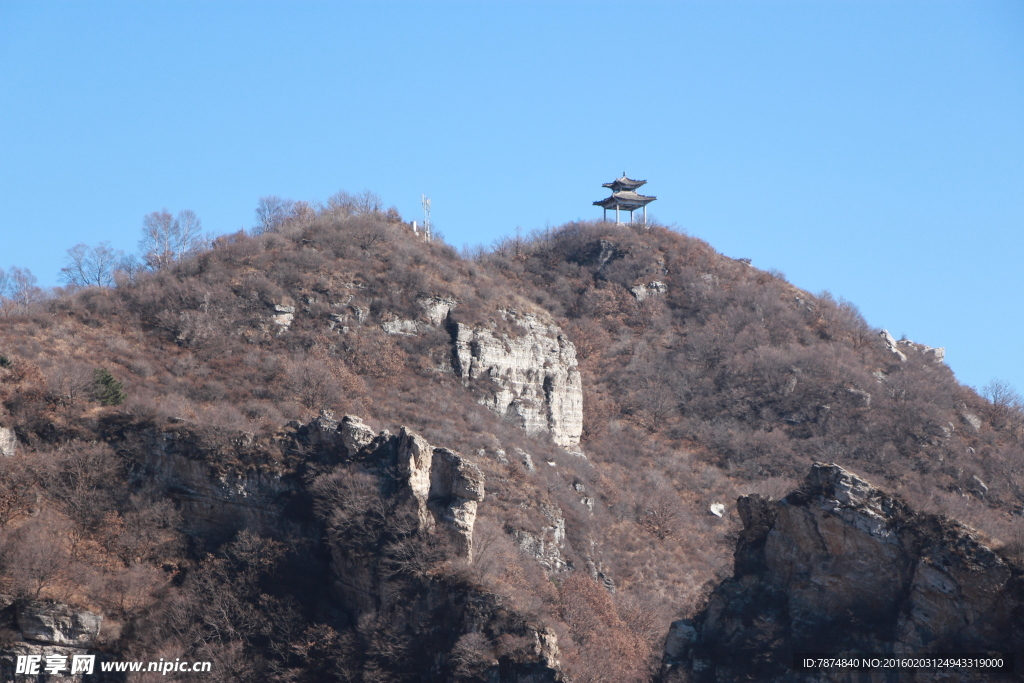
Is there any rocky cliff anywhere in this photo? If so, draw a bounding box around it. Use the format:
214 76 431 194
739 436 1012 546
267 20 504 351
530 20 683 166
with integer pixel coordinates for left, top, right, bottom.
452 311 583 449
0 597 102 682
114 411 561 681
662 463 1023 682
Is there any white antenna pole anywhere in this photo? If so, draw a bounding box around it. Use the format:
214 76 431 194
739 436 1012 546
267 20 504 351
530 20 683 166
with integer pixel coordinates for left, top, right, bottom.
421 194 432 242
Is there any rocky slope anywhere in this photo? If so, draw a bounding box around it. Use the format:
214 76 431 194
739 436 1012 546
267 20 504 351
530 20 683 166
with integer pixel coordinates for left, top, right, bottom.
2 206 1022 682
661 463 1023 682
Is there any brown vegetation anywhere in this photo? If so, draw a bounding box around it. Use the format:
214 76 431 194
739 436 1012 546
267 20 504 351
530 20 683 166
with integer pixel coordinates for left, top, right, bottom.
0 192 1020 681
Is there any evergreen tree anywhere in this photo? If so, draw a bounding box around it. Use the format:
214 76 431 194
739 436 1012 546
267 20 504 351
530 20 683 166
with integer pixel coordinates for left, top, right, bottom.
92 368 126 406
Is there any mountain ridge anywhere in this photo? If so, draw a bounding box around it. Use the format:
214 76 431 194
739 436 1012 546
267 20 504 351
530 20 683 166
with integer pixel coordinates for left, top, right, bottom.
0 201 1020 681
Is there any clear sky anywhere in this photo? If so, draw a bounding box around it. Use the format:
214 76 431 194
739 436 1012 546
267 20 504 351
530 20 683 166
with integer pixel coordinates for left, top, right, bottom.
2 1 1022 395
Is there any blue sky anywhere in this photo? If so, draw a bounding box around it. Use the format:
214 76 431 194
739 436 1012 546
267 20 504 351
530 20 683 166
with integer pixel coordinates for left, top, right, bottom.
1 1 1022 395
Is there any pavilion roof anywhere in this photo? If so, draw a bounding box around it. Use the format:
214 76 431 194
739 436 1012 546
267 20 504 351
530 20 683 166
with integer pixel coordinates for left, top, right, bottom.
593 191 657 210
602 175 647 192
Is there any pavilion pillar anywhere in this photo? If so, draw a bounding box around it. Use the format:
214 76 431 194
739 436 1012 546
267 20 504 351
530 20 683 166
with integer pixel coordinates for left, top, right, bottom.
615 205 619 224
643 205 647 225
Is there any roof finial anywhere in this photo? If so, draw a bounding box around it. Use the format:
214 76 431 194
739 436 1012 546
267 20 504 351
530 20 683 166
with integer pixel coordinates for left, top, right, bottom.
623 170 626 178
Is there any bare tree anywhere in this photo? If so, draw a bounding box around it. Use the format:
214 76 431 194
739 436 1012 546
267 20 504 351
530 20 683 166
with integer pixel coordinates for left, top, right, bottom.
0 266 41 316
60 242 124 288
114 253 145 285
253 196 295 235
0 455 35 527
45 361 94 407
140 209 208 270
0 513 73 598
324 189 383 217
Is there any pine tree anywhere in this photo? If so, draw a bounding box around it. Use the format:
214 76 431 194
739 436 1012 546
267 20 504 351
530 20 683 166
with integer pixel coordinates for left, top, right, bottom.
92 368 126 406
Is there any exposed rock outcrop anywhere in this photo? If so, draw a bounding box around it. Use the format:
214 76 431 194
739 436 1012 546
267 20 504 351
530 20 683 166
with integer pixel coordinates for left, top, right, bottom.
99 412 558 682
452 311 583 448
0 598 102 682
393 428 486 558
662 462 1023 682
382 318 426 335
879 329 907 362
114 420 296 536
898 338 946 364
630 280 668 301
419 296 458 325
16 602 102 648
512 504 567 571
0 426 15 457
271 303 295 331
961 409 983 433
340 414 376 454
569 239 626 269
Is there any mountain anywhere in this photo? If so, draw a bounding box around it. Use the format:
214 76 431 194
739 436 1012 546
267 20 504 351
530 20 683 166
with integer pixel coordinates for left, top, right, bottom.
0 201 1020 681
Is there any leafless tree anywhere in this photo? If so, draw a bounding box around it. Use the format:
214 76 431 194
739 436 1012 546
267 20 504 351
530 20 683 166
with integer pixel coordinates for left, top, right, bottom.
324 189 383 217
0 455 35 526
114 253 145 284
253 196 295 235
0 513 73 598
60 242 124 288
0 266 42 315
140 209 208 270
44 361 94 407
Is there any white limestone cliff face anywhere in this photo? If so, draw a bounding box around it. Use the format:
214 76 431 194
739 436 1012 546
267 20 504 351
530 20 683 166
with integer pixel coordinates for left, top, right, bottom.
452 311 583 448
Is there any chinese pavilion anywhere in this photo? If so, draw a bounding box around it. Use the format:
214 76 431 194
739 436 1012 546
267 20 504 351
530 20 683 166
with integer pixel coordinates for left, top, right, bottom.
593 173 656 225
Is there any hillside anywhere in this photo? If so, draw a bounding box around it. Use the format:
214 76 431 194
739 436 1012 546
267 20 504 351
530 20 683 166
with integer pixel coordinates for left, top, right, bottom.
0 200 1021 681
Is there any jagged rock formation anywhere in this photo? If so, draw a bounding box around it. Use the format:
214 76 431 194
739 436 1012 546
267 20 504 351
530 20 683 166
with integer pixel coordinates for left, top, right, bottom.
318 424 562 681
392 427 486 558
662 463 1023 682
339 413 375 454
452 311 583 448
118 414 559 681
879 329 907 362
419 295 458 325
898 338 946 363
0 597 102 682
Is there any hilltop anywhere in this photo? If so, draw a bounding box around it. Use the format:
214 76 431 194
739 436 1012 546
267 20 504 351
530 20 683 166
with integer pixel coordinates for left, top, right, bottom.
0 199 1021 681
